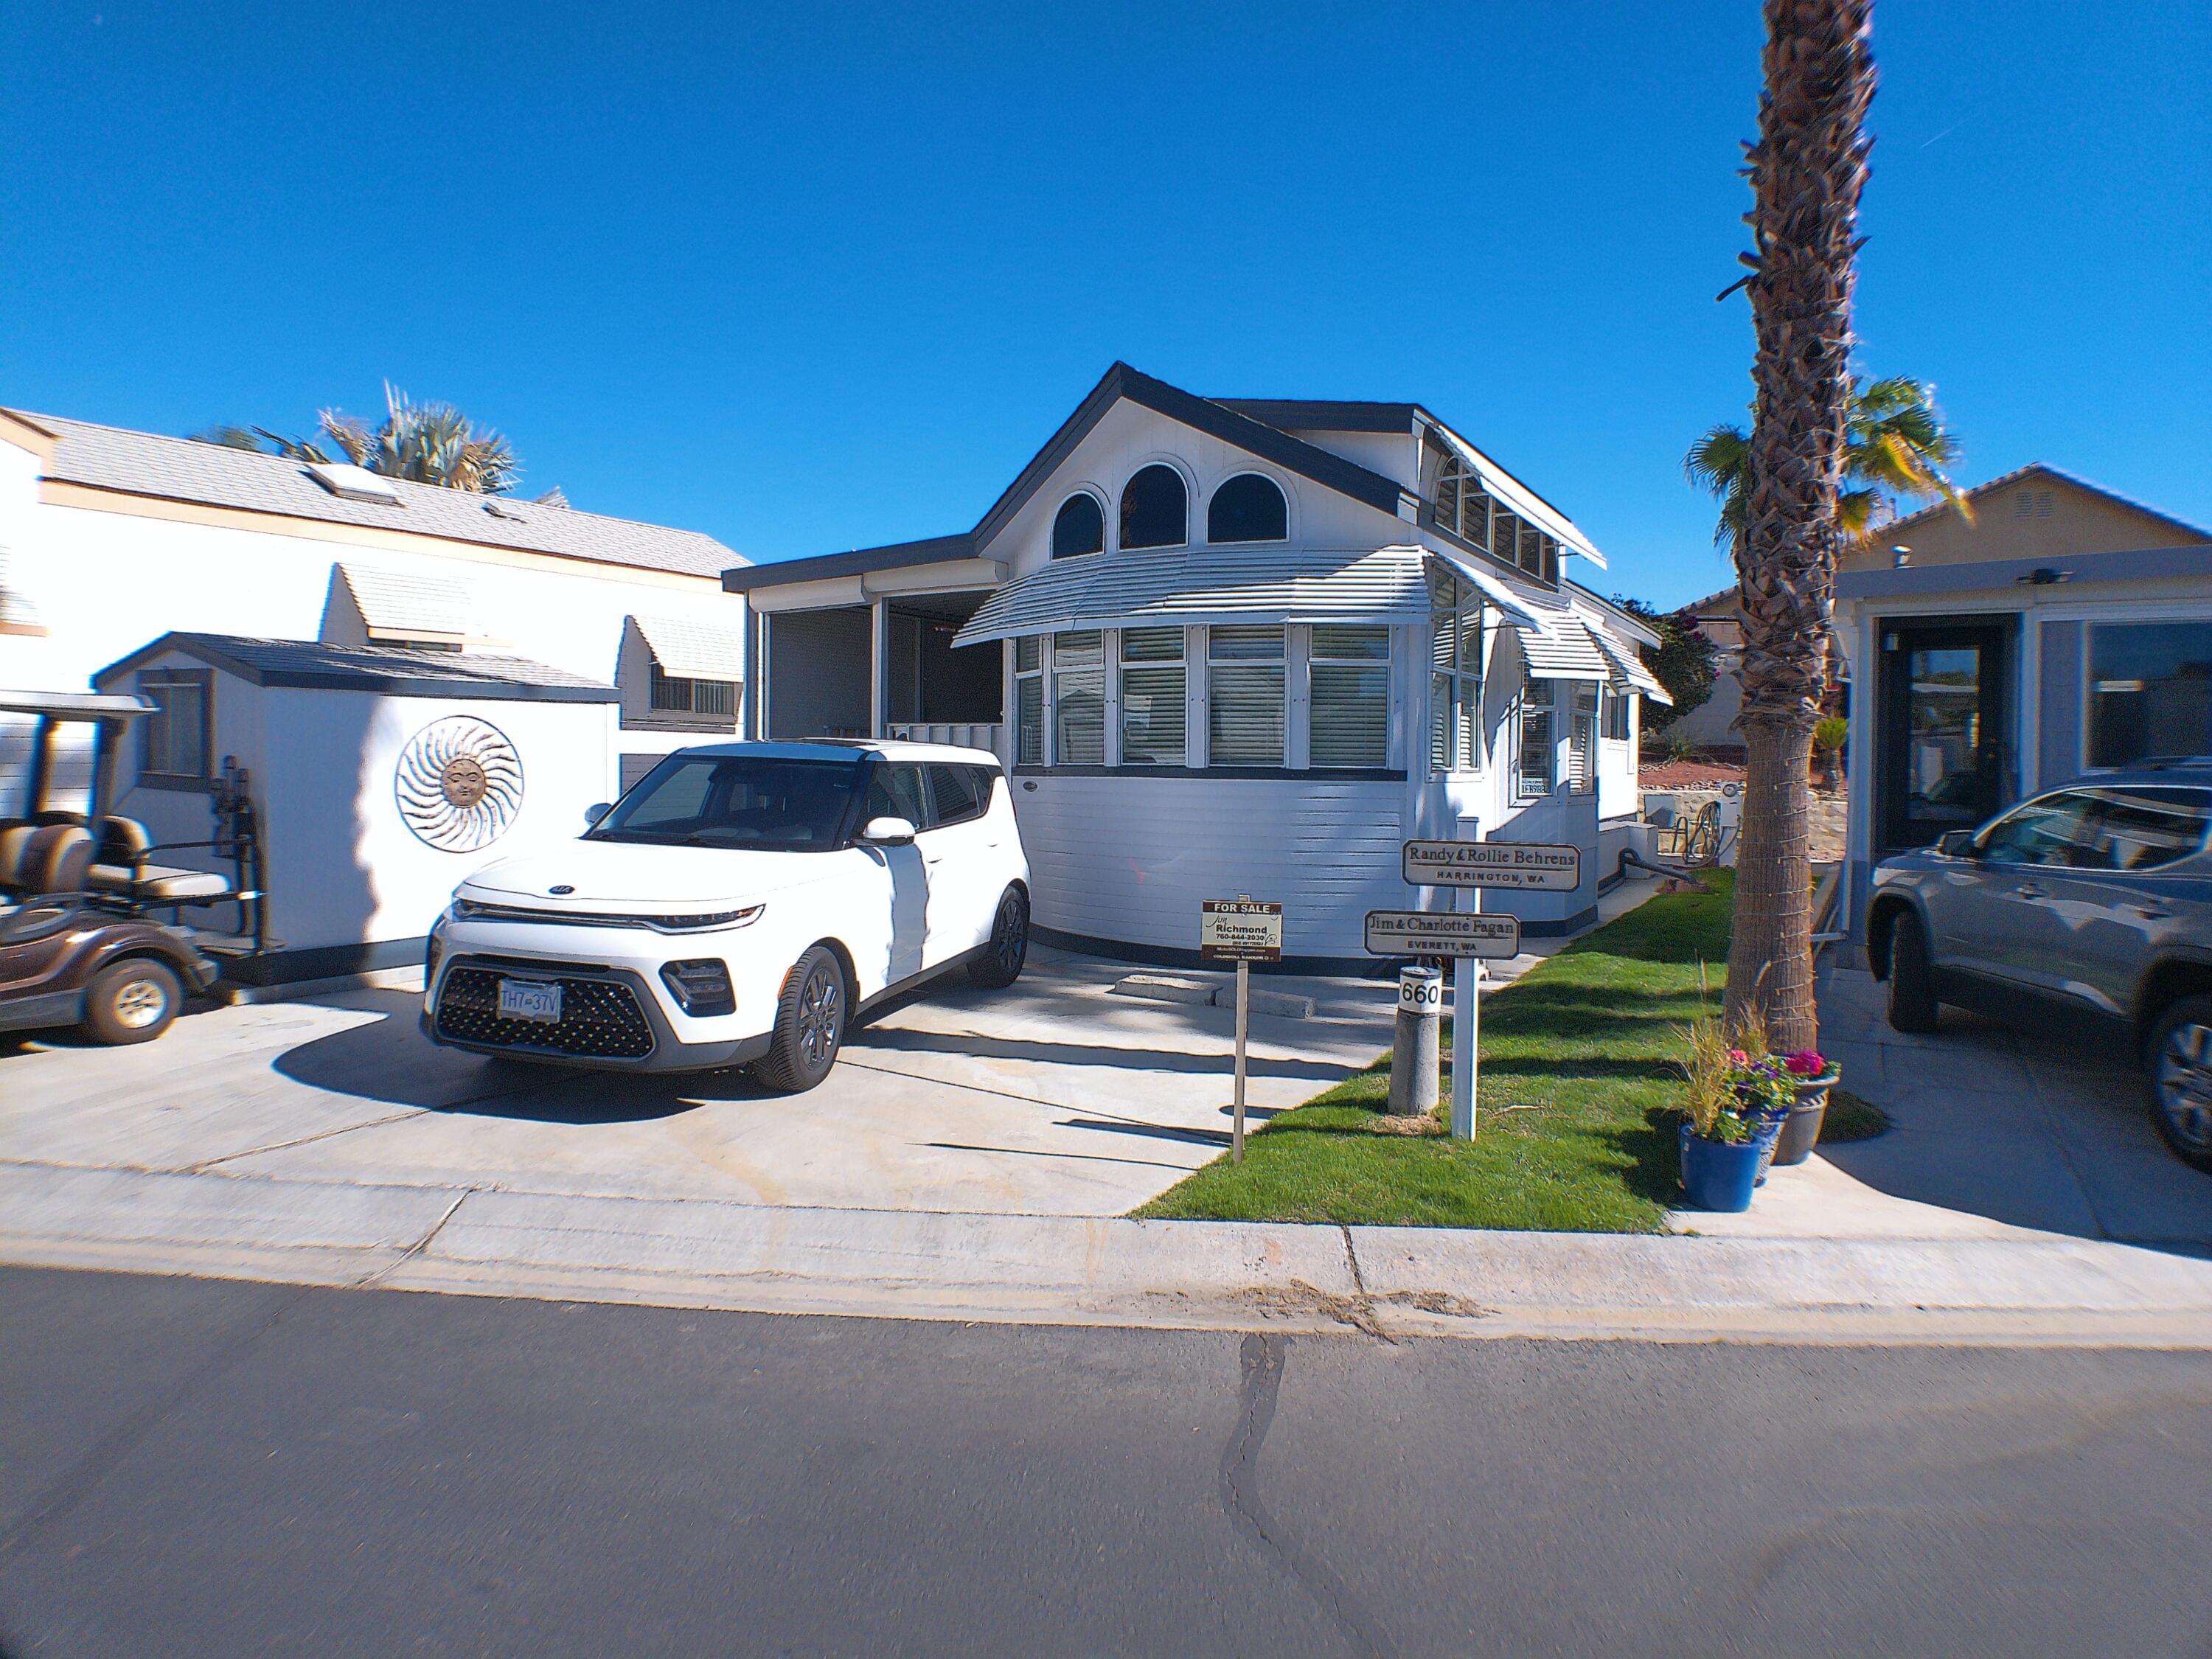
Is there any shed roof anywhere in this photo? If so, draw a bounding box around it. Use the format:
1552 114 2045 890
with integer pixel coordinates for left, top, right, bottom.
94 633 620 703
7 410 743 580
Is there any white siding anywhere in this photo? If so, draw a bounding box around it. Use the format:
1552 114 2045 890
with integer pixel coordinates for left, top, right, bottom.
1009 774 1405 959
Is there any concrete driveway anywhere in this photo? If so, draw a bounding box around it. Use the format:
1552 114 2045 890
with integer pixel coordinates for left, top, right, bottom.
2 947 1394 1218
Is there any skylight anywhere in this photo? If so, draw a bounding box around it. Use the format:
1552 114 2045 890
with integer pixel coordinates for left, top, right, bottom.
306 461 403 505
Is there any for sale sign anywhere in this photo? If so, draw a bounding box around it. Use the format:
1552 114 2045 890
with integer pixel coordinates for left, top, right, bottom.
1200 900 1284 963
1402 839 1581 891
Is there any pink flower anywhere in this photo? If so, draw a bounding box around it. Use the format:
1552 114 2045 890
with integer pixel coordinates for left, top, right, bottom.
1785 1050 1826 1077
1726 1048 1750 1067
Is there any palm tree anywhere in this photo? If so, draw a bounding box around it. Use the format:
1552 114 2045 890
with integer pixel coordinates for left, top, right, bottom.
1719 0 1878 1051
1684 374 1966 557
196 383 563 502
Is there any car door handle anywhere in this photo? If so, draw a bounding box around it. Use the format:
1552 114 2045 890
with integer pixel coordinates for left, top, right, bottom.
2013 883 2045 900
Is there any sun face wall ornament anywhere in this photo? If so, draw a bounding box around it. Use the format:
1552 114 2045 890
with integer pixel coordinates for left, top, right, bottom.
394 716 525 852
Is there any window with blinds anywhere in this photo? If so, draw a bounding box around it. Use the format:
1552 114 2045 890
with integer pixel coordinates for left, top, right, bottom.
1517 678 1557 797
1429 576 1482 774
1052 630 1105 765
1310 624 1389 768
1014 636 1043 765
1120 626 1186 766
1568 681 1598 791
650 661 737 715
1208 625 1284 766
1601 685 1630 742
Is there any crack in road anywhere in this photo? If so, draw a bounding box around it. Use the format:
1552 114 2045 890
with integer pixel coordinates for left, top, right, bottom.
1217 1333 1398 1659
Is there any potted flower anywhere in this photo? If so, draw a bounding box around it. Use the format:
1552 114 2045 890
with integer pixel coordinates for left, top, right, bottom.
1769 1048 1843 1167
1675 1020 1790 1211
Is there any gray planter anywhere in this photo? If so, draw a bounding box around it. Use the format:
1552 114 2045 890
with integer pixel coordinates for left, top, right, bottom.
1770 1072 1841 1167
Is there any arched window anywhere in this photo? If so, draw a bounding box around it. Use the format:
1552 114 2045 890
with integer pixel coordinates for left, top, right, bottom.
1051 493 1105 560
1206 473 1288 543
1120 465 1188 551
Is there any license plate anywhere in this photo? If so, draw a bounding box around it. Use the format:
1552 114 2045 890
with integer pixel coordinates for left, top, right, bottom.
497 978 563 1024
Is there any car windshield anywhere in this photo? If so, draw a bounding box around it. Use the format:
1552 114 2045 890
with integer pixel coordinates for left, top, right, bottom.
586 755 863 849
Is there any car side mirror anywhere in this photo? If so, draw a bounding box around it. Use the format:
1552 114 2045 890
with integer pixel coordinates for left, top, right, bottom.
860 815 918 846
1936 830 1979 859
583 802 611 827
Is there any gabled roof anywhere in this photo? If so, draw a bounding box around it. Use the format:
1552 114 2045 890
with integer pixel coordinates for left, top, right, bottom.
4 409 745 580
1875 462 2212 544
94 633 619 703
724 363 1417 593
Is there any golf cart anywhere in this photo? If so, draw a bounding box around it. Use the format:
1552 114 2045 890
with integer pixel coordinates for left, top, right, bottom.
1 689 221 1045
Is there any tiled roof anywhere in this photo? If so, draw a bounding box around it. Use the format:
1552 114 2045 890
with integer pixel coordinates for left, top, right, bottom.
1874 462 2212 543
10 410 743 580
94 633 619 703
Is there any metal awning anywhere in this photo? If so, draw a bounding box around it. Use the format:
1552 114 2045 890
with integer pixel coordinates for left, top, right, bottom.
1425 546 1546 627
633 613 742 680
951 544 1431 647
1583 620 1673 705
1514 612 1610 681
338 562 481 643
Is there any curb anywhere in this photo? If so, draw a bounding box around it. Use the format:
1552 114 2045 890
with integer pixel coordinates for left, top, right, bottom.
4 1161 2211 1347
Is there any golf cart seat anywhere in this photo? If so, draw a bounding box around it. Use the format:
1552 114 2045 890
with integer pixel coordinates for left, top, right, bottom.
85 816 237 905
0 822 97 900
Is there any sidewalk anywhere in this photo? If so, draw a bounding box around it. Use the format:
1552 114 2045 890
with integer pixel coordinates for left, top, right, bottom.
6 1160 2209 1346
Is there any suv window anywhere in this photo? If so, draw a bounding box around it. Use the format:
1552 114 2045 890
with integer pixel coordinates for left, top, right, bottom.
861 762 928 828
2087 785 2212 872
925 764 985 827
1978 791 2108 868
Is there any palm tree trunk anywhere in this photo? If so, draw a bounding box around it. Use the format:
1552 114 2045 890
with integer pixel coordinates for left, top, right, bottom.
1725 0 1876 1052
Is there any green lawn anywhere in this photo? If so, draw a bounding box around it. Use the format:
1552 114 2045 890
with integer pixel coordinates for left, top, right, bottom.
1133 874 1738 1232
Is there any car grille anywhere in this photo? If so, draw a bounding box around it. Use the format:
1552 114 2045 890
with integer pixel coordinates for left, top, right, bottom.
435 965 655 1060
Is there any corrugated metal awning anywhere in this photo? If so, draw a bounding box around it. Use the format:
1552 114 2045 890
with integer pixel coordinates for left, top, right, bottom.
633 613 742 680
1425 546 1546 627
1583 619 1673 705
338 562 480 641
1429 426 1606 568
1514 613 1610 681
951 544 1430 647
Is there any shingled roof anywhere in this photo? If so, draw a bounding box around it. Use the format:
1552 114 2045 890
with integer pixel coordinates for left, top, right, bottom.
7 409 743 580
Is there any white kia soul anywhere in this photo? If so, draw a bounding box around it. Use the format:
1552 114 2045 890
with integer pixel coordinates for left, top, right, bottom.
420 740 1031 1090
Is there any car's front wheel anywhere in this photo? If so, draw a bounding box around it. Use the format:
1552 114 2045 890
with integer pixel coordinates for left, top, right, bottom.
1885 910 1941 1034
967 886 1029 989
754 945 847 1093
2146 995 2212 1174
81 957 182 1046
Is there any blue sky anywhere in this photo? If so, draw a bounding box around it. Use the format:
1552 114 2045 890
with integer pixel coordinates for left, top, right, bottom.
4 1 2206 608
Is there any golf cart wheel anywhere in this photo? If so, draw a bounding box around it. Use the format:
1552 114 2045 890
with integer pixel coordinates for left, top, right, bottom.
81 958 182 1046
1885 910 1940 1034
967 886 1029 989
2146 995 2212 1175
754 945 846 1093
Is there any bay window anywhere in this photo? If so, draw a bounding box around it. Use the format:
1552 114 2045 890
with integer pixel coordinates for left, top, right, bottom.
1310 625 1391 768
1208 625 1285 766
1119 627 1186 766
1051 630 1105 765
1014 636 1043 765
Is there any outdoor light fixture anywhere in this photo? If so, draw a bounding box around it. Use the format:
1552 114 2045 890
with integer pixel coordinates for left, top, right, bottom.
2017 566 2073 586
1891 544 1912 568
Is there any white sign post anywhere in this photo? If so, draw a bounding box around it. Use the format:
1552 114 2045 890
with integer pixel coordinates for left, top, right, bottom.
1202 897 1284 1164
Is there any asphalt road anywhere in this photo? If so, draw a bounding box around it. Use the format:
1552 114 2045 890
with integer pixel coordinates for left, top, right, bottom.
4 1267 2209 1658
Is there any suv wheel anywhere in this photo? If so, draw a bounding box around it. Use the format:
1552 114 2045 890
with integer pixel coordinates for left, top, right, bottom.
2146 995 2212 1174
967 887 1029 990
754 946 846 1093
1885 910 1941 1034
81 957 182 1046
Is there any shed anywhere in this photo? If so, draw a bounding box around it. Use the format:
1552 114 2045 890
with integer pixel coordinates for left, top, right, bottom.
93 633 619 986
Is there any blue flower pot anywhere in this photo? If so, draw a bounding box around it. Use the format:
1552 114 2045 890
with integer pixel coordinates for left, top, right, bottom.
1678 1121 1764 1212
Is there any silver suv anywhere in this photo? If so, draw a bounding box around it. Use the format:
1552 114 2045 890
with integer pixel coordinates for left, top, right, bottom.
1866 762 2212 1173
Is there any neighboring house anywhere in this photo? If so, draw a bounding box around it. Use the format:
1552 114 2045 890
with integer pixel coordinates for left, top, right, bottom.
0 406 748 805
724 363 1668 967
1659 584 1748 751
1837 462 2212 930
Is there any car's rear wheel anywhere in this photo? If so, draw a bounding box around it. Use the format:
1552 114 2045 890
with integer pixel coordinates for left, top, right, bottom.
81 957 181 1046
754 945 846 1093
1885 910 1941 1034
967 886 1029 989
2146 995 2212 1174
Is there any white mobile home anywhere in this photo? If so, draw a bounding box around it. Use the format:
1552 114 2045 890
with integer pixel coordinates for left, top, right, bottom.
727 364 1668 968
